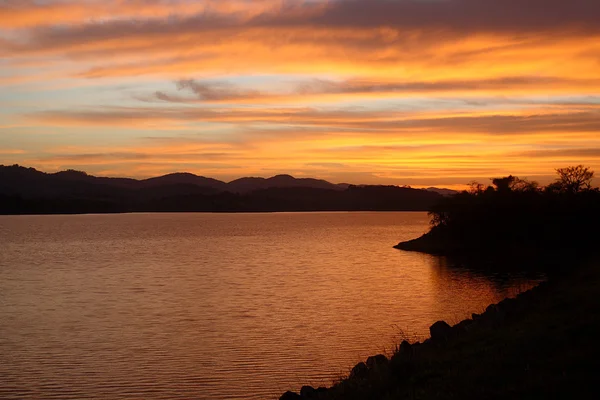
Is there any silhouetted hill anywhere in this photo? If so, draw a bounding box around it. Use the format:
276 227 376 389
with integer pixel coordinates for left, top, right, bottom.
0 165 135 198
227 174 344 193
140 173 228 192
0 165 443 214
425 187 457 196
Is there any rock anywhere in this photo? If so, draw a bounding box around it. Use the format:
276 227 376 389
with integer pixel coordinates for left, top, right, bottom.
314 387 328 399
391 340 413 371
280 391 301 400
486 304 499 314
472 313 482 321
485 303 507 324
498 298 519 319
430 320 453 340
396 340 413 360
366 354 388 369
366 354 390 380
498 297 516 310
300 386 317 398
349 361 368 380
454 319 475 332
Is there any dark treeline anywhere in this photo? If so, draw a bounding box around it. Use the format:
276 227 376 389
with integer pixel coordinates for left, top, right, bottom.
283 166 600 400
396 165 600 271
0 165 444 214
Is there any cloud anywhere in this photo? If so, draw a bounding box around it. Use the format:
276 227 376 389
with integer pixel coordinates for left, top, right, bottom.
34 151 237 164
514 148 600 158
305 162 348 169
175 79 262 101
0 149 26 155
0 0 280 28
27 106 600 136
297 0 600 33
2 0 600 186
3 0 599 82
7 0 600 37
139 77 600 105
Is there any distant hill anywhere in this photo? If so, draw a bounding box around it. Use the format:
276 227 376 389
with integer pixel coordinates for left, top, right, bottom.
228 174 344 193
425 187 458 196
0 165 444 214
140 173 228 192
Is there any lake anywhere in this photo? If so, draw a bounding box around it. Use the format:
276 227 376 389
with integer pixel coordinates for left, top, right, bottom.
0 212 542 399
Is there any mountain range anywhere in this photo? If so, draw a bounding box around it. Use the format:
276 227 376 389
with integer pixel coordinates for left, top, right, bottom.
0 165 456 214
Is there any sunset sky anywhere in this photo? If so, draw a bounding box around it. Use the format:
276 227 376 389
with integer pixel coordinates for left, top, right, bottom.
1 0 599 188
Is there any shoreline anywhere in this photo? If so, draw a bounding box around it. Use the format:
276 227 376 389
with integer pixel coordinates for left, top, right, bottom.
279 258 599 399
393 232 449 254
0 210 430 217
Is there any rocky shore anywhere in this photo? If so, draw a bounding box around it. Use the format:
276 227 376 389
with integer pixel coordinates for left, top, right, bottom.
278 169 600 399
279 260 600 399
393 231 450 254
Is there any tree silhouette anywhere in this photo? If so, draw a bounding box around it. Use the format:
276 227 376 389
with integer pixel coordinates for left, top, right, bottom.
488 176 538 193
467 181 486 195
412 165 600 270
550 165 594 194
492 175 516 193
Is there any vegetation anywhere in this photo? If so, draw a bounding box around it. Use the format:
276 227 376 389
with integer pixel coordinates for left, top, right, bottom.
396 166 600 272
282 260 600 400
282 165 600 400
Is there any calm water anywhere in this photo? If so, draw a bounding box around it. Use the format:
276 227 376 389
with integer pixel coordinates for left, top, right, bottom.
0 212 542 400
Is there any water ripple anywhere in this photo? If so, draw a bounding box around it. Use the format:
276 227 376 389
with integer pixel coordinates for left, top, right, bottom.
0 213 542 399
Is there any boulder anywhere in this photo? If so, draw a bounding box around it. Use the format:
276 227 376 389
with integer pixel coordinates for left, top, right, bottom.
498 297 516 311
280 391 301 400
349 362 368 380
300 386 317 398
391 340 413 372
485 303 506 324
454 318 475 333
398 340 413 358
366 354 389 369
430 320 453 340
485 304 499 314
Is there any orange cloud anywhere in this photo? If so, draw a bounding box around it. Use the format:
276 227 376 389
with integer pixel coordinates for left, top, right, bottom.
2 0 600 186
0 0 283 28
135 77 600 106
2 1 599 83
27 106 600 136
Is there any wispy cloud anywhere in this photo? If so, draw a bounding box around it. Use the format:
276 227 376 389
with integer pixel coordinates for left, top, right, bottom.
138 77 600 105
1 0 599 185
26 106 600 136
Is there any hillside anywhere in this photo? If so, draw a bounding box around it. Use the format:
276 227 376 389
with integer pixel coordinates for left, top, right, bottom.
0 165 444 214
395 169 600 274
281 166 600 399
281 258 600 400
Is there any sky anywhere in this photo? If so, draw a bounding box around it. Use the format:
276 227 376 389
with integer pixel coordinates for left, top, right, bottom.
1 0 599 188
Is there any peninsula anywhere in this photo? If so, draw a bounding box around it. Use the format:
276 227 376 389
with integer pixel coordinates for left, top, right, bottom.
280 166 600 399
